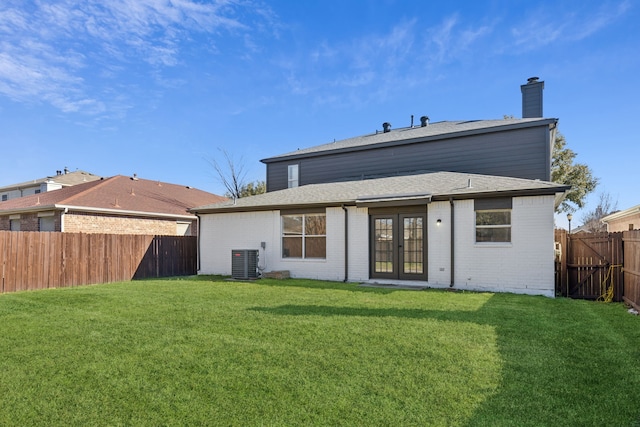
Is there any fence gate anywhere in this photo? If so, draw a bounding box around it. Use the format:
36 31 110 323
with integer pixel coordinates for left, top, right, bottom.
560 232 624 301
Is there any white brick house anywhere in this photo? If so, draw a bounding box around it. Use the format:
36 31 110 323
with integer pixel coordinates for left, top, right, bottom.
193 171 568 297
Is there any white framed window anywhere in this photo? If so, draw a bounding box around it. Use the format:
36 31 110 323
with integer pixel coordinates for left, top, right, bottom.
287 164 299 188
282 212 326 259
475 210 511 242
474 198 512 243
10 219 20 231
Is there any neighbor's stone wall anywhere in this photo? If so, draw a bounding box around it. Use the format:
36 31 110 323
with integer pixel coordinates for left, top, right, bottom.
63 212 180 235
0 212 197 235
20 213 39 231
0 212 62 232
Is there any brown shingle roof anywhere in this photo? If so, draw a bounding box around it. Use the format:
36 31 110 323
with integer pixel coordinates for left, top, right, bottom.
0 175 226 217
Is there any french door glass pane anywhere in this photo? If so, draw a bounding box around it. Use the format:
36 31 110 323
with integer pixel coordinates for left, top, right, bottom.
403 217 423 274
374 218 394 273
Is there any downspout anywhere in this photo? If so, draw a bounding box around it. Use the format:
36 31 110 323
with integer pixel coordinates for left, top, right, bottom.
341 205 348 282
196 213 201 273
450 198 455 287
61 207 68 232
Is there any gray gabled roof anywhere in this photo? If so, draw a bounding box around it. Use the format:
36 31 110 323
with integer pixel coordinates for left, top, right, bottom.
192 171 569 213
261 118 557 163
0 170 102 191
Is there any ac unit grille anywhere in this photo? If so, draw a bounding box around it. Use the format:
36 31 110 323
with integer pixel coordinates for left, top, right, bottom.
231 249 259 279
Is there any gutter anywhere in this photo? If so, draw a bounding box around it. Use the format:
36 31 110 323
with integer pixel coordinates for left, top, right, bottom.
0 204 197 220
341 205 348 282
601 205 640 222
56 205 197 220
450 197 455 287
191 187 568 215
61 207 68 232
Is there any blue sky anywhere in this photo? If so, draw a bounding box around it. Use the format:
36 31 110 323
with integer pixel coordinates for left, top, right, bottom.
1 0 638 227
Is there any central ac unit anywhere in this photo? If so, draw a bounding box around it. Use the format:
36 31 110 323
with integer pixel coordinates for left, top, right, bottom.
231 249 259 279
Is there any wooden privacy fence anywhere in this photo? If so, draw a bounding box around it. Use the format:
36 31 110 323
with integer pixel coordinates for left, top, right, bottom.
623 230 640 311
555 229 640 310
0 231 197 293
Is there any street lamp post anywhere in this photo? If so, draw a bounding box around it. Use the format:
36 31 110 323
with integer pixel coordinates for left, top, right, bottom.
567 213 573 234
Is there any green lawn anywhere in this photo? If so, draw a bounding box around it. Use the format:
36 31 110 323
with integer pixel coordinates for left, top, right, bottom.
0 277 639 426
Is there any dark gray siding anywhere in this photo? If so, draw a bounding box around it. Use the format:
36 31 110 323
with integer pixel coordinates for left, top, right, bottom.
267 161 297 192
521 81 544 118
266 126 551 192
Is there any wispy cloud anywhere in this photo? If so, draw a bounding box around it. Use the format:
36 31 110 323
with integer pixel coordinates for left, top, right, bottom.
0 0 276 116
279 1 630 110
510 1 631 49
282 15 493 106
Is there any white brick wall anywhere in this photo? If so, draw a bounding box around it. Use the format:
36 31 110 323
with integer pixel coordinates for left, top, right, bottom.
347 207 370 281
199 195 556 296
200 207 352 281
453 196 555 296
199 210 277 276
427 201 452 286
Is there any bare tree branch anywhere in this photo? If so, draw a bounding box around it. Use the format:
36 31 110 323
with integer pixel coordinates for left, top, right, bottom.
580 192 618 232
207 148 248 201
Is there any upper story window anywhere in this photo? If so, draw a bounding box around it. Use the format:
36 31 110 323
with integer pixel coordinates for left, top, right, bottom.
475 198 512 243
288 164 299 188
282 211 326 259
1 194 7 201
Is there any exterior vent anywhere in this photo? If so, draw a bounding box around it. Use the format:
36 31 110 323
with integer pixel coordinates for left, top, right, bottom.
420 116 429 127
382 122 391 133
231 249 259 279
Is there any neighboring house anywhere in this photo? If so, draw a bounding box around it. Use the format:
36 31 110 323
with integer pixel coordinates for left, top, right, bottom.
0 168 101 201
0 175 226 235
262 78 554 192
192 77 570 296
601 205 640 232
569 225 592 235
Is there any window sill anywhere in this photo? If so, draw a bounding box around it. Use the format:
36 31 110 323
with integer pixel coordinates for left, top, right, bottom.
281 258 327 262
474 242 512 248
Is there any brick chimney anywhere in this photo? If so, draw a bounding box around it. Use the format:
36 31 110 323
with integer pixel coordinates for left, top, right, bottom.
521 77 544 118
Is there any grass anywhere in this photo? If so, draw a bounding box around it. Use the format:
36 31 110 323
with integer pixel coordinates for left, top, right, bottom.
0 276 639 426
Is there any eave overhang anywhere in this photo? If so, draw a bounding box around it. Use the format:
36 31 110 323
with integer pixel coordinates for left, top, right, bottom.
192 186 570 215
0 204 196 220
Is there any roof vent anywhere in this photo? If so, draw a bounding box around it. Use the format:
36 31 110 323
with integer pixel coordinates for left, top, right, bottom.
382 122 391 133
420 116 429 127
131 173 139 181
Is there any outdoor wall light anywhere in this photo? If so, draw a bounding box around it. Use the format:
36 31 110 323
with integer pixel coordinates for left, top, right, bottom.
436 219 442 226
